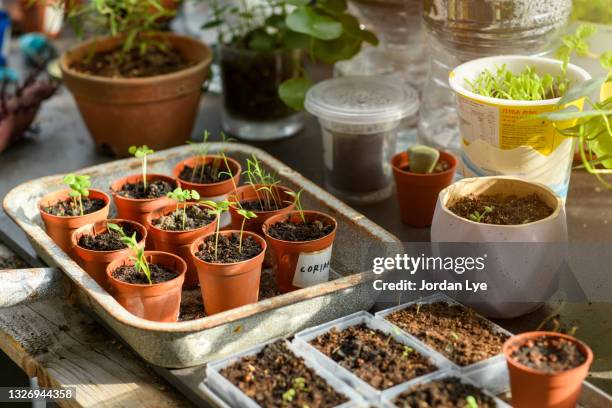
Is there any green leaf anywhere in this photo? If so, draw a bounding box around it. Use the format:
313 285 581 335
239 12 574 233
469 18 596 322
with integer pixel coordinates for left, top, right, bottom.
279 77 312 111
248 31 276 52
312 35 362 64
539 107 611 121
318 0 348 15
600 51 612 70
284 0 311 5
558 77 606 105
286 7 343 40
283 30 311 49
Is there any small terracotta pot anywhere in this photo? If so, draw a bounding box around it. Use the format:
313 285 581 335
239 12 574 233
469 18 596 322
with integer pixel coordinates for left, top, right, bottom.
38 188 111 257
146 202 217 289
71 219 147 290
262 211 337 293
391 150 457 227
503 331 593 408
106 251 186 322
190 230 266 315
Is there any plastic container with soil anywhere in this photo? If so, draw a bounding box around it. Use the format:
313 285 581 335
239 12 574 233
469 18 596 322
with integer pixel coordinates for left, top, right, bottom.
293 311 450 402
228 184 295 235
205 338 366 408
374 293 513 372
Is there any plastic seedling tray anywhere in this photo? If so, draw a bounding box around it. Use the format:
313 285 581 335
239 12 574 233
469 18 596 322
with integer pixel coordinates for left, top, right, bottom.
465 358 511 398
292 311 451 403
374 293 513 372
205 338 366 408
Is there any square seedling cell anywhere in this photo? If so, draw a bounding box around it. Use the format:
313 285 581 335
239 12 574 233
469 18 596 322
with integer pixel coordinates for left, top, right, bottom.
374 294 514 372
205 338 365 408
292 311 451 403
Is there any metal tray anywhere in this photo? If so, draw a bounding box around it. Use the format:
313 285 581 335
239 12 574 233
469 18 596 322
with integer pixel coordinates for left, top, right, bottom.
3 143 400 368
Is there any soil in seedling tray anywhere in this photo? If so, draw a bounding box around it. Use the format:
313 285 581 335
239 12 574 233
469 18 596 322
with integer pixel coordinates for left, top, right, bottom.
44 197 105 216
385 302 509 366
195 233 262 263
448 193 553 225
310 324 438 390
112 264 178 285
403 159 451 174
240 199 291 212
117 180 175 199
393 376 497 408
511 336 586 373
267 219 333 242
78 222 142 251
219 340 348 407
178 163 232 184
152 206 215 231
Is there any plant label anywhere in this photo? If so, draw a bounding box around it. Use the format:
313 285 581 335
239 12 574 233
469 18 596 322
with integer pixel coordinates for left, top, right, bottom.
292 245 333 288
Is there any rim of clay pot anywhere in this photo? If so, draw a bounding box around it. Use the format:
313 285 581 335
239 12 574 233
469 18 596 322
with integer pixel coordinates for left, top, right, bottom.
60 33 213 85
146 202 217 234
438 176 563 228
72 218 147 253
391 150 458 178
229 184 295 215
503 331 594 377
262 210 338 245
172 155 242 188
38 188 111 220
110 173 179 203
190 229 267 267
106 250 187 289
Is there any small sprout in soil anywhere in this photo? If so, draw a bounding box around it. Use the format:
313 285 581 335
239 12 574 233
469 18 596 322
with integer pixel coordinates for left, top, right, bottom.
235 208 257 254
469 206 494 223
282 388 296 402
166 187 201 231
408 145 440 174
451 331 460 341
402 345 414 358
200 200 231 261
186 130 211 183
465 395 479 408
128 145 154 191
286 189 306 223
63 173 91 216
243 154 283 210
107 223 152 284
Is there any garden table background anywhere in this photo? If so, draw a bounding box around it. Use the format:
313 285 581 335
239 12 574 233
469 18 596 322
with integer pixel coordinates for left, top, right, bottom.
0 39 610 407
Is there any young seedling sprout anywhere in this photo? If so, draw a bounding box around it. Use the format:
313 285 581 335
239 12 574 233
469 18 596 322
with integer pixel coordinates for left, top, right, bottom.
408 145 440 174
166 187 200 230
282 377 308 402
286 189 306 223
469 206 494 223
402 345 414 358
63 173 91 216
465 395 479 408
186 130 211 182
107 223 152 285
200 200 231 261
129 145 154 191
243 154 282 210
235 208 257 253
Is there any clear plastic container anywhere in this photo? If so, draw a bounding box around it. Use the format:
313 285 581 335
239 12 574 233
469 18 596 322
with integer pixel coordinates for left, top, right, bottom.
305 77 419 205
292 311 451 403
465 358 511 398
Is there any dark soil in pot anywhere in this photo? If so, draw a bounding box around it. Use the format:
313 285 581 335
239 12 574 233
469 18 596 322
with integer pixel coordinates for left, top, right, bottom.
112 263 178 284
385 302 509 367
195 233 263 263
310 323 438 390
43 197 106 216
240 199 292 212
510 335 586 373
220 340 348 407
78 222 143 251
394 377 496 408
177 162 232 184
267 219 334 242
117 180 175 199
448 193 553 225
152 206 215 231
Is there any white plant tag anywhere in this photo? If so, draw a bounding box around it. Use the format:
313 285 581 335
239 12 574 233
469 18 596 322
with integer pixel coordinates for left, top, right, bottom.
292 245 333 288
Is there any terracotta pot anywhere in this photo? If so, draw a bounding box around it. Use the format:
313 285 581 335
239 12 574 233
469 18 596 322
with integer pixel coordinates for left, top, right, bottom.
503 331 593 408
71 219 147 290
38 188 110 257
146 202 217 289
106 251 186 322
172 155 241 228
190 230 266 315
262 211 337 293
60 33 213 157
12 0 64 37
391 150 457 227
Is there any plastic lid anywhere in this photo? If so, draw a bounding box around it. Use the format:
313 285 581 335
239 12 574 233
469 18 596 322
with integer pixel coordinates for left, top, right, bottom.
305 76 419 125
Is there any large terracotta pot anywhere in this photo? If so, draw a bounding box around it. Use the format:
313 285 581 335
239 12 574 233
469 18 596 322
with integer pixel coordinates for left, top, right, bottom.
60 33 213 157
106 251 186 322
228 184 295 235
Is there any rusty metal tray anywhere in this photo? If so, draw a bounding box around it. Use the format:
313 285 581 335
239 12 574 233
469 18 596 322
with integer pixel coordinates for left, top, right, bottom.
3 143 400 368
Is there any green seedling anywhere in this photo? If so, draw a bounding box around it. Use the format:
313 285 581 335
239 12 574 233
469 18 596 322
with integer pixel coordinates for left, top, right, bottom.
466 65 560 101
200 200 231 261
469 206 494 223
465 395 479 408
63 173 91 216
243 154 283 210
450 331 460 341
286 189 306 223
166 187 201 231
235 208 257 254
293 377 308 391
129 145 154 191
107 223 152 285
402 345 414 358
187 130 211 182
282 388 296 402
407 145 440 174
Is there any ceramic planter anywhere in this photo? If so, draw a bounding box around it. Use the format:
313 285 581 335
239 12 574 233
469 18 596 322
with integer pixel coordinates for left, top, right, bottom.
190 230 266 315
431 176 567 318
503 331 593 408
72 219 147 290
391 150 457 227
262 211 337 293
60 33 212 157
106 251 186 322
146 202 217 289
38 188 111 256
12 0 64 37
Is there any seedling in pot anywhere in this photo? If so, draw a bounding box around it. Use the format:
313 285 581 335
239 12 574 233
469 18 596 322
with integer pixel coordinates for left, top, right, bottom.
63 173 91 216
286 189 305 223
408 145 440 174
199 200 231 261
450 194 552 225
128 145 154 191
166 187 201 231
107 223 152 284
235 208 257 253
243 154 284 211
465 395 479 408
186 130 211 183
469 206 494 223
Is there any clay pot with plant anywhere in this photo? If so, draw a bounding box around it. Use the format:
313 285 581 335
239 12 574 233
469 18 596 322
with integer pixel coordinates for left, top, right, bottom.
262 190 337 293
391 145 457 227
503 331 593 408
59 0 212 156
106 224 186 322
72 219 147 290
146 187 217 288
190 201 265 315
39 173 110 256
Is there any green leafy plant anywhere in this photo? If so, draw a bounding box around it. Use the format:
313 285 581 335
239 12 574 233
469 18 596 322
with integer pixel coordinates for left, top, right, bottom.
166 187 201 230
200 200 231 261
466 65 560 101
469 206 494 223
286 189 305 223
63 173 91 216
129 145 154 191
407 145 440 174
235 208 257 253
464 395 479 408
107 222 152 284
186 130 211 183
243 154 283 210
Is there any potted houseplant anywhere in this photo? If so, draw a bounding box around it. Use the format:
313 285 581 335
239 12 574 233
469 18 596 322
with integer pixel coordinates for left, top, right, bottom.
204 0 377 140
146 187 217 288
71 219 147 290
38 173 110 256
503 331 593 408
190 201 266 315
59 0 213 156
262 190 337 293
106 224 186 322
391 145 457 227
